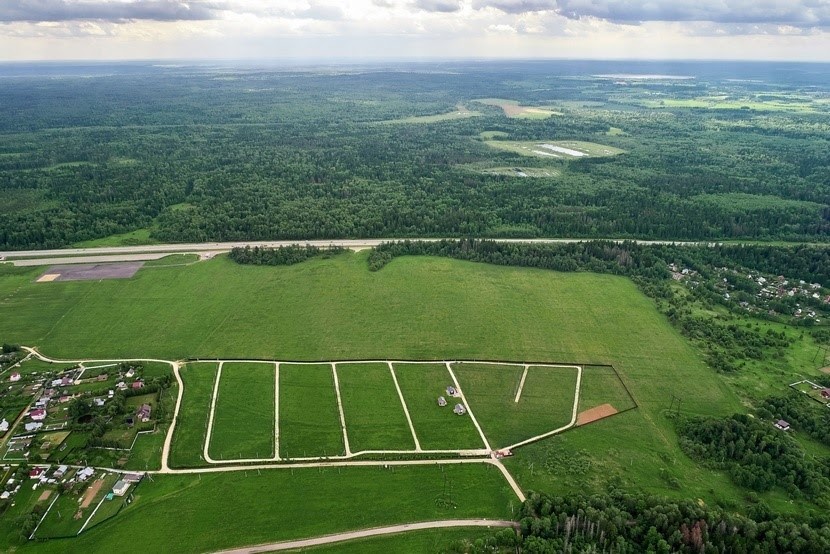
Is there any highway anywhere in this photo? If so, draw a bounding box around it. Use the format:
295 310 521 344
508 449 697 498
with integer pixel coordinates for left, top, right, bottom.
0 237 710 266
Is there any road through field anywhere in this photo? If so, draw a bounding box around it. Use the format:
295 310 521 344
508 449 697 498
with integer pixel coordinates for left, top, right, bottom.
211 519 517 553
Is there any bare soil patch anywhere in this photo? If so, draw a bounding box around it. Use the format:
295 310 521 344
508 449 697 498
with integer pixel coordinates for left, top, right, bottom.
80 478 104 509
820 366 830 374
577 403 618 425
38 490 52 502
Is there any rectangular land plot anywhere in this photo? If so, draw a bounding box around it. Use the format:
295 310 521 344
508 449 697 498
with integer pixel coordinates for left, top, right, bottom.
577 365 637 425
336 362 415 452
279 363 344 458
393 363 485 450
170 362 218 467
453 362 579 449
209 362 276 460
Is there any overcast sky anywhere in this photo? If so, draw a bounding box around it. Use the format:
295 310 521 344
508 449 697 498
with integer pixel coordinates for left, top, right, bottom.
1 0 829 62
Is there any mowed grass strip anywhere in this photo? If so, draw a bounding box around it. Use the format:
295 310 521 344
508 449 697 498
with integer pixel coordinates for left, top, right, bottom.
279 364 344 458
336 363 415 452
454 363 578 448
209 362 275 460
393 363 485 450
169 362 217 468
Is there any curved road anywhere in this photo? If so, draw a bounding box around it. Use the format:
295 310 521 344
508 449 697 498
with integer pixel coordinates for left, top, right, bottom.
211 519 517 554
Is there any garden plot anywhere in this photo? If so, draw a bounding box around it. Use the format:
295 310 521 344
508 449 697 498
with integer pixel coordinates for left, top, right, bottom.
279 363 344 459
336 363 415 452
453 362 580 449
393 363 486 451
208 362 276 461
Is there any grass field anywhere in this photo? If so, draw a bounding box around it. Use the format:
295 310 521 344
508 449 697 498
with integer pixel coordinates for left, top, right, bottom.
454 363 579 448
474 98 561 119
279 363 344 458
379 105 481 124
17 464 516 554
169 363 217 468
576 365 638 418
336 363 415 452
393 363 485 450
0 250 750 548
484 139 625 159
209 362 276 460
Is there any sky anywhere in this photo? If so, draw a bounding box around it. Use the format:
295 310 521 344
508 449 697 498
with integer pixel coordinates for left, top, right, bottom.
1 0 829 62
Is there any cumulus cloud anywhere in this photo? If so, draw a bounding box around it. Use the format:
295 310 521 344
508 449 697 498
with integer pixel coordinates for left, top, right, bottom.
412 0 462 13
473 0 556 14
0 0 228 23
554 0 830 28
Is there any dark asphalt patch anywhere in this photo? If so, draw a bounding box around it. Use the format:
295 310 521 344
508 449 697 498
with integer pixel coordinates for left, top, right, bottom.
37 262 144 282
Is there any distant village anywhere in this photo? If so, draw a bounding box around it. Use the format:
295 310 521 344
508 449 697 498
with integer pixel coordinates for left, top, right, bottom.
669 263 830 324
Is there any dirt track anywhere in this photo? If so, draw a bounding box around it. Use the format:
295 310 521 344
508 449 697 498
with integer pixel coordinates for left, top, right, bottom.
80 478 104 509
577 403 618 425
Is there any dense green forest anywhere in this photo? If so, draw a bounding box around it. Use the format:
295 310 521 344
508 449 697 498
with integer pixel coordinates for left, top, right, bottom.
459 490 830 553
1 61 829 249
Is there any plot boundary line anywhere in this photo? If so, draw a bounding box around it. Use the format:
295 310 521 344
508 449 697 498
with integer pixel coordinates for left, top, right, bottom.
273 362 280 461
331 363 352 456
514 364 529 403
446 362 491 452
203 361 224 464
388 362 422 451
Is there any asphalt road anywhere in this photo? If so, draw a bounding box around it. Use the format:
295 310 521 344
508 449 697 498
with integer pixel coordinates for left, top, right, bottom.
0 237 710 266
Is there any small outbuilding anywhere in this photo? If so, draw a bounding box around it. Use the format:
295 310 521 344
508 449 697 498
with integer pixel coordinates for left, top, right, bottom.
774 419 791 431
136 404 152 422
437 396 447 407
9 372 20 382
821 388 830 399
453 403 467 416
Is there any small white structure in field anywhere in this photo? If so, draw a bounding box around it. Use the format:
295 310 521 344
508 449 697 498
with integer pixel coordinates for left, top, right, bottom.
453 404 467 416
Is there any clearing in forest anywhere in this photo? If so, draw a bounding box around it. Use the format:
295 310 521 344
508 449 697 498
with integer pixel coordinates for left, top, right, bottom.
484 139 625 159
474 98 562 119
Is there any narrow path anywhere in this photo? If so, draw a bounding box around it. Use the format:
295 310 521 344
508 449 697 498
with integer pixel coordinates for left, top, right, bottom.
210 519 517 554
503 365 583 451
331 363 351 456
489 458 526 502
446 362 491 452
203 361 224 464
388 361 421 451
273 362 280 461
514 364 529 403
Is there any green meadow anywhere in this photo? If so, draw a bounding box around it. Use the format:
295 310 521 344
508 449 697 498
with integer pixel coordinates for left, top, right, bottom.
169 363 217 468
209 362 275 460
336 363 415 452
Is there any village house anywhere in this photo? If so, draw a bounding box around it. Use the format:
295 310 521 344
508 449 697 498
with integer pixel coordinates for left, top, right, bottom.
775 419 791 431
76 467 94 482
453 403 467 416
821 388 830 399
0 419 8 433
437 396 447 407
25 422 43 432
28 468 44 479
132 380 144 390
137 404 152 422
123 473 142 483
9 372 20 382
96 373 108 382
29 408 47 421
446 385 459 397
112 480 130 497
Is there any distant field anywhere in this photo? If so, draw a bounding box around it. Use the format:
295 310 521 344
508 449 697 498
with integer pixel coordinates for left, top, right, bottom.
209 362 275 460
467 165 560 178
454 363 579 448
484 139 625 159
642 95 819 112
336 363 414 452
393 363 485 450
474 98 562 119
279 363 344 458
379 105 481 124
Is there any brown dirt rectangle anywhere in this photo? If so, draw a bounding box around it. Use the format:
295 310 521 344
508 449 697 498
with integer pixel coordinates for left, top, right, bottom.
577 403 618 425
38 490 52 502
80 478 104 509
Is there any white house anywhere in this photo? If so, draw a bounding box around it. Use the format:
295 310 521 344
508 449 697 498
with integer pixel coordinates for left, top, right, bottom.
112 480 130 497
